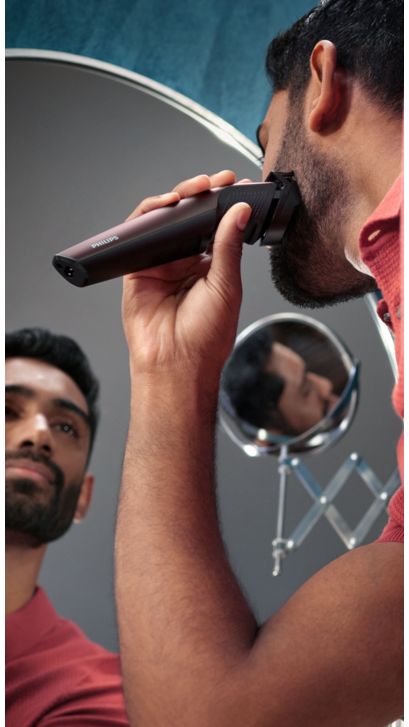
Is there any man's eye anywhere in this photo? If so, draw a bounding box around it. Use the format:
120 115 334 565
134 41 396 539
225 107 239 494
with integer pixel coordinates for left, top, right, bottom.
54 421 78 438
5 404 18 420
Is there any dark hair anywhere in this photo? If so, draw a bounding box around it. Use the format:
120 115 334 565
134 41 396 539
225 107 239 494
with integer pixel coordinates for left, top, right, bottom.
266 0 403 115
5 327 100 452
222 328 295 435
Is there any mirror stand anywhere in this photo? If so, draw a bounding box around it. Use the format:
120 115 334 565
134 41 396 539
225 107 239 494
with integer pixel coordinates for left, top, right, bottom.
271 445 290 576
271 449 400 576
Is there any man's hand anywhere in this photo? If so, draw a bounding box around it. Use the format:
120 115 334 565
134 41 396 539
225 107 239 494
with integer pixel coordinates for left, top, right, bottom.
122 170 252 378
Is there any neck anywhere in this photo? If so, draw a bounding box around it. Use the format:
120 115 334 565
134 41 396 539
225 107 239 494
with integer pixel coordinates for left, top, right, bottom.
342 100 402 271
5 531 46 614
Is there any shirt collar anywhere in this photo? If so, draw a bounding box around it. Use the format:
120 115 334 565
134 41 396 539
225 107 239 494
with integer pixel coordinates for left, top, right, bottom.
359 174 402 256
6 587 59 662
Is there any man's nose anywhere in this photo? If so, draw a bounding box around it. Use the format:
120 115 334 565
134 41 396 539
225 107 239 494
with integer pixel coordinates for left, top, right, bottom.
307 372 334 400
17 414 54 456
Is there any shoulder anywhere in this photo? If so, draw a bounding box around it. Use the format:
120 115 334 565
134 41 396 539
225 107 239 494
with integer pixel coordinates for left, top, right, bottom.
7 610 128 726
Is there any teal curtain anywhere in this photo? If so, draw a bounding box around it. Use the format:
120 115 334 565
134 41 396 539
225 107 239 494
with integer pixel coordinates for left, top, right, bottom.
6 0 313 140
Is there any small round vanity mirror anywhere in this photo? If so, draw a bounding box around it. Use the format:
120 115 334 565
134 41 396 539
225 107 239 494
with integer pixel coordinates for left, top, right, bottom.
220 313 359 457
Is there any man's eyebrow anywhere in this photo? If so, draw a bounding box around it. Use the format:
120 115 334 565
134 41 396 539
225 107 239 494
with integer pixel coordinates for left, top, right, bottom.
5 384 34 398
256 124 265 154
5 386 91 428
52 398 91 427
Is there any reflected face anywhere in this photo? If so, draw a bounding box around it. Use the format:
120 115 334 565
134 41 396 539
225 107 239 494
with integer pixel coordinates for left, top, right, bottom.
257 91 376 307
5 357 91 544
266 343 339 433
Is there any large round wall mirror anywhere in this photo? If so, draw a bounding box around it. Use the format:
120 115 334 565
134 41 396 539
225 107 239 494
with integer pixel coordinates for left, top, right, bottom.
6 50 402 648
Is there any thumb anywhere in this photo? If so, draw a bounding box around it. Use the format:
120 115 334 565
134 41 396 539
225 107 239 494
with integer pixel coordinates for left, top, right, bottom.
207 202 252 298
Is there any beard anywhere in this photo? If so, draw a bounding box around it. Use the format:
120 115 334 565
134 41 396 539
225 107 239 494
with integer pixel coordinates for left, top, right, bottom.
5 450 83 546
269 105 377 308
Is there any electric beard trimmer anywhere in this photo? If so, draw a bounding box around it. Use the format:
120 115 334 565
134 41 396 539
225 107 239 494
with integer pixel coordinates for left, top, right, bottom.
53 172 300 287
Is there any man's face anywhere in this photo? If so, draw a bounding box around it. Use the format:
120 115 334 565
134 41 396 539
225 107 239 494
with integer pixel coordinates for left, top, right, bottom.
258 91 376 307
266 342 339 434
5 357 92 545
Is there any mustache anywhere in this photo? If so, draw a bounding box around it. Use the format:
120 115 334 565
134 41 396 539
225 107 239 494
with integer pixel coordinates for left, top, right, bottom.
5 450 65 491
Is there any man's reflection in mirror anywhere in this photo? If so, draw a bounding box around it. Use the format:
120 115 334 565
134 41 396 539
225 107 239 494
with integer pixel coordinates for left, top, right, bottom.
222 326 339 437
5 328 128 726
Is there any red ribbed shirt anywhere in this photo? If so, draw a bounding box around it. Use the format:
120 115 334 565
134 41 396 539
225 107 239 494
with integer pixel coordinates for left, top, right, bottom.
6 587 129 726
359 174 404 543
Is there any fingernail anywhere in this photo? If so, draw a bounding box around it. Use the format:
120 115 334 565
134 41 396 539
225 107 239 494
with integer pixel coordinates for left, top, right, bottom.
237 205 252 231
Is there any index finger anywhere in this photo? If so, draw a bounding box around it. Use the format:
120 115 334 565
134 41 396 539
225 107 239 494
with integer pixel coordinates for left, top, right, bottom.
126 191 180 221
172 170 236 198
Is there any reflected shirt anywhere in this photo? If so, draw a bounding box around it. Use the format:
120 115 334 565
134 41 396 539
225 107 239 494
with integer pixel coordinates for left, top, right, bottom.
6 587 129 726
359 173 403 543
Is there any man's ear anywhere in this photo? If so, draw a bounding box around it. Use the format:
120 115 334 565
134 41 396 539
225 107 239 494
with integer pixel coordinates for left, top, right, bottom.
73 473 94 523
308 40 348 133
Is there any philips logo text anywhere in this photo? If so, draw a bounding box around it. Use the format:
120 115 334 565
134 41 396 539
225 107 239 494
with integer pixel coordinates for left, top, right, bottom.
91 235 119 249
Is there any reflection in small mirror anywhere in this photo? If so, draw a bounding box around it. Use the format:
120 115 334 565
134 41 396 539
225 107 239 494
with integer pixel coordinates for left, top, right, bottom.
220 314 359 456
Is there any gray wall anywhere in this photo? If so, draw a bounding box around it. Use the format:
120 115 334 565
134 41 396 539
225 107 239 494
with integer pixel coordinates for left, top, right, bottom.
6 57 401 650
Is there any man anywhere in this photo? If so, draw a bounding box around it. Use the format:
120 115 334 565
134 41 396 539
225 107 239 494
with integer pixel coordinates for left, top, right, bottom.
6 327 129 726
115 1 403 724
222 327 338 436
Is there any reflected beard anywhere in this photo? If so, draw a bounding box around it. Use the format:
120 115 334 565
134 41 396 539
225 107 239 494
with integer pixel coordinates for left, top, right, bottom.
5 450 83 546
269 109 377 308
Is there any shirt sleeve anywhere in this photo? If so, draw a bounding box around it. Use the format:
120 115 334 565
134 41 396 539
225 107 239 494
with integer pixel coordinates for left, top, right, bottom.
377 433 404 543
38 692 130 726
37 650 130 726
